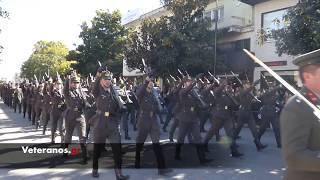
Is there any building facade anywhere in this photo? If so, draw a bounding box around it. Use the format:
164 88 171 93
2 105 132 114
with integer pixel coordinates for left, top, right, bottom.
123 0 301 86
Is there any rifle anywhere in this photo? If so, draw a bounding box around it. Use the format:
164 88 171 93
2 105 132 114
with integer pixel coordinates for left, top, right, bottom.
243 49 320 119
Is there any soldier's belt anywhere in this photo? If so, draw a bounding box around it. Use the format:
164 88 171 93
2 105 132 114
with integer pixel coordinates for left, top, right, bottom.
96 110 115 118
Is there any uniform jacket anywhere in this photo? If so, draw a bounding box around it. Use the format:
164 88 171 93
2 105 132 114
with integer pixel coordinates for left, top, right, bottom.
280 87 320 180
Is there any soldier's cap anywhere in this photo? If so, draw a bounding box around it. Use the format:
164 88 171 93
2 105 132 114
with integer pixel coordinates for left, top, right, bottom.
70 74 81 83
293 49 320 68
98 65 108 73
101 70 112 80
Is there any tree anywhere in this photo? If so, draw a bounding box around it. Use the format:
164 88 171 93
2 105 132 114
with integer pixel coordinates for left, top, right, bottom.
21 41 76 80
265 0 320 56
72 10 128 76
125 0 216 77
0 1 9 60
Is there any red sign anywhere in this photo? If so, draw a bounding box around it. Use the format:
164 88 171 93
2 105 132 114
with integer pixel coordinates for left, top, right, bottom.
264 61 287 66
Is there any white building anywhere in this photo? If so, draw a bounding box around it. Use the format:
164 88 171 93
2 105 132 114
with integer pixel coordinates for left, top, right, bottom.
123 0 301 86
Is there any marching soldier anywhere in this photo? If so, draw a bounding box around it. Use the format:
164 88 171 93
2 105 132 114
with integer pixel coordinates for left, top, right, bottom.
174 75 212 164
31 83 38 125
84 81 96 140
258 82 283 148
42 80 53 135
50 77 66 143
280 49 320 180
203 80 243 157
63 72 88 164
26 83 34 121
13 83 23 113
21 82 29 118
233 80 267 151
34 82 44 129
135 76 172 175
90 69 129 179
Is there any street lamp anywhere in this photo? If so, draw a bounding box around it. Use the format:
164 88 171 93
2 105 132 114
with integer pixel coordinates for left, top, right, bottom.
213 0 219 76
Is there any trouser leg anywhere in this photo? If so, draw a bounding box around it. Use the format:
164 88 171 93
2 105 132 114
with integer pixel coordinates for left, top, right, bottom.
169 118 179 141
92 143 102 170
152 143 166 169
270 116 281 147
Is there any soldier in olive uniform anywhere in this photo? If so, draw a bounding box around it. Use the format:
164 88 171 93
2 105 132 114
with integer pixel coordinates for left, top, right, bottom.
203 80 243 157
31 83 38 125
135 76 172 175
21 82 29 118
258 83 284 148
26 83 34 121
42 80 53 135
174 75 212 164
34 82 44 129
63 73 88 164
90 70 129 180
280 49 320 180
233 80 267 151
13 83 23 113
50 78 66 143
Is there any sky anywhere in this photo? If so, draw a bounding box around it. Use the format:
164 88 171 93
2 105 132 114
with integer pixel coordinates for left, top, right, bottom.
0 0 161 81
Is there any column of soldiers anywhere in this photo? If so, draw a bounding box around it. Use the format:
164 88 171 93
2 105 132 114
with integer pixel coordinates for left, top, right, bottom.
0 66 290 179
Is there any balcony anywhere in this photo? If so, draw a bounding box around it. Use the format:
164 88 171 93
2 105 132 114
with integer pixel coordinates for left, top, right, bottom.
205 0 254 33
239 0 271 5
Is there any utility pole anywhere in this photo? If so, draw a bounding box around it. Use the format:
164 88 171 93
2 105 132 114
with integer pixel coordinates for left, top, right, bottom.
213 0 219 76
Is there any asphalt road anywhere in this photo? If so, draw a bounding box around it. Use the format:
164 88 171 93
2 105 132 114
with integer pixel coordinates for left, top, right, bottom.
0 100 285 180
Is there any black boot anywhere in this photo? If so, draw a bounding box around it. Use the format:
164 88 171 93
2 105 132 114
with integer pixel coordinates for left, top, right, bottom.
42 126 46 135
196 144 212 165
204 142 209 152
92 169 99 178
51 134 55 144
174 143 182 160
153 143 172 176
35 121 39 130
230 144 243 158
80 144 88 164
254 139 267 151
135 143 143 169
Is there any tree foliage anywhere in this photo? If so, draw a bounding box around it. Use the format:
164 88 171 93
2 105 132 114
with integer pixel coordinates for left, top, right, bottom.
125 0 216 77
21 41 76 80
269 0 320 56
71 10 128 76
0 1 9 57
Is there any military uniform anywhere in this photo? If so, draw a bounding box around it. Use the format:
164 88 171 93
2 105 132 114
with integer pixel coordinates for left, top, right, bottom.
63 74 87 164
13 85 23 113
21 83 29 118
175 78 210 164
233 82 267 151
280 49 320 180
42 83 53 134
259 85 283 147
135 78 169 174
203 83 242 157
91 73 129 179
50 81 66 143
34 83 44 129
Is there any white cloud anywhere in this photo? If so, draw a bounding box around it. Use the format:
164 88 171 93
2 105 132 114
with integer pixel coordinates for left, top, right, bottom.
0 0 161 81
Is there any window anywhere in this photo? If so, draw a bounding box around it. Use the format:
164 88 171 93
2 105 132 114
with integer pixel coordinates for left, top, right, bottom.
203 6 224 22
262 8 288 30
